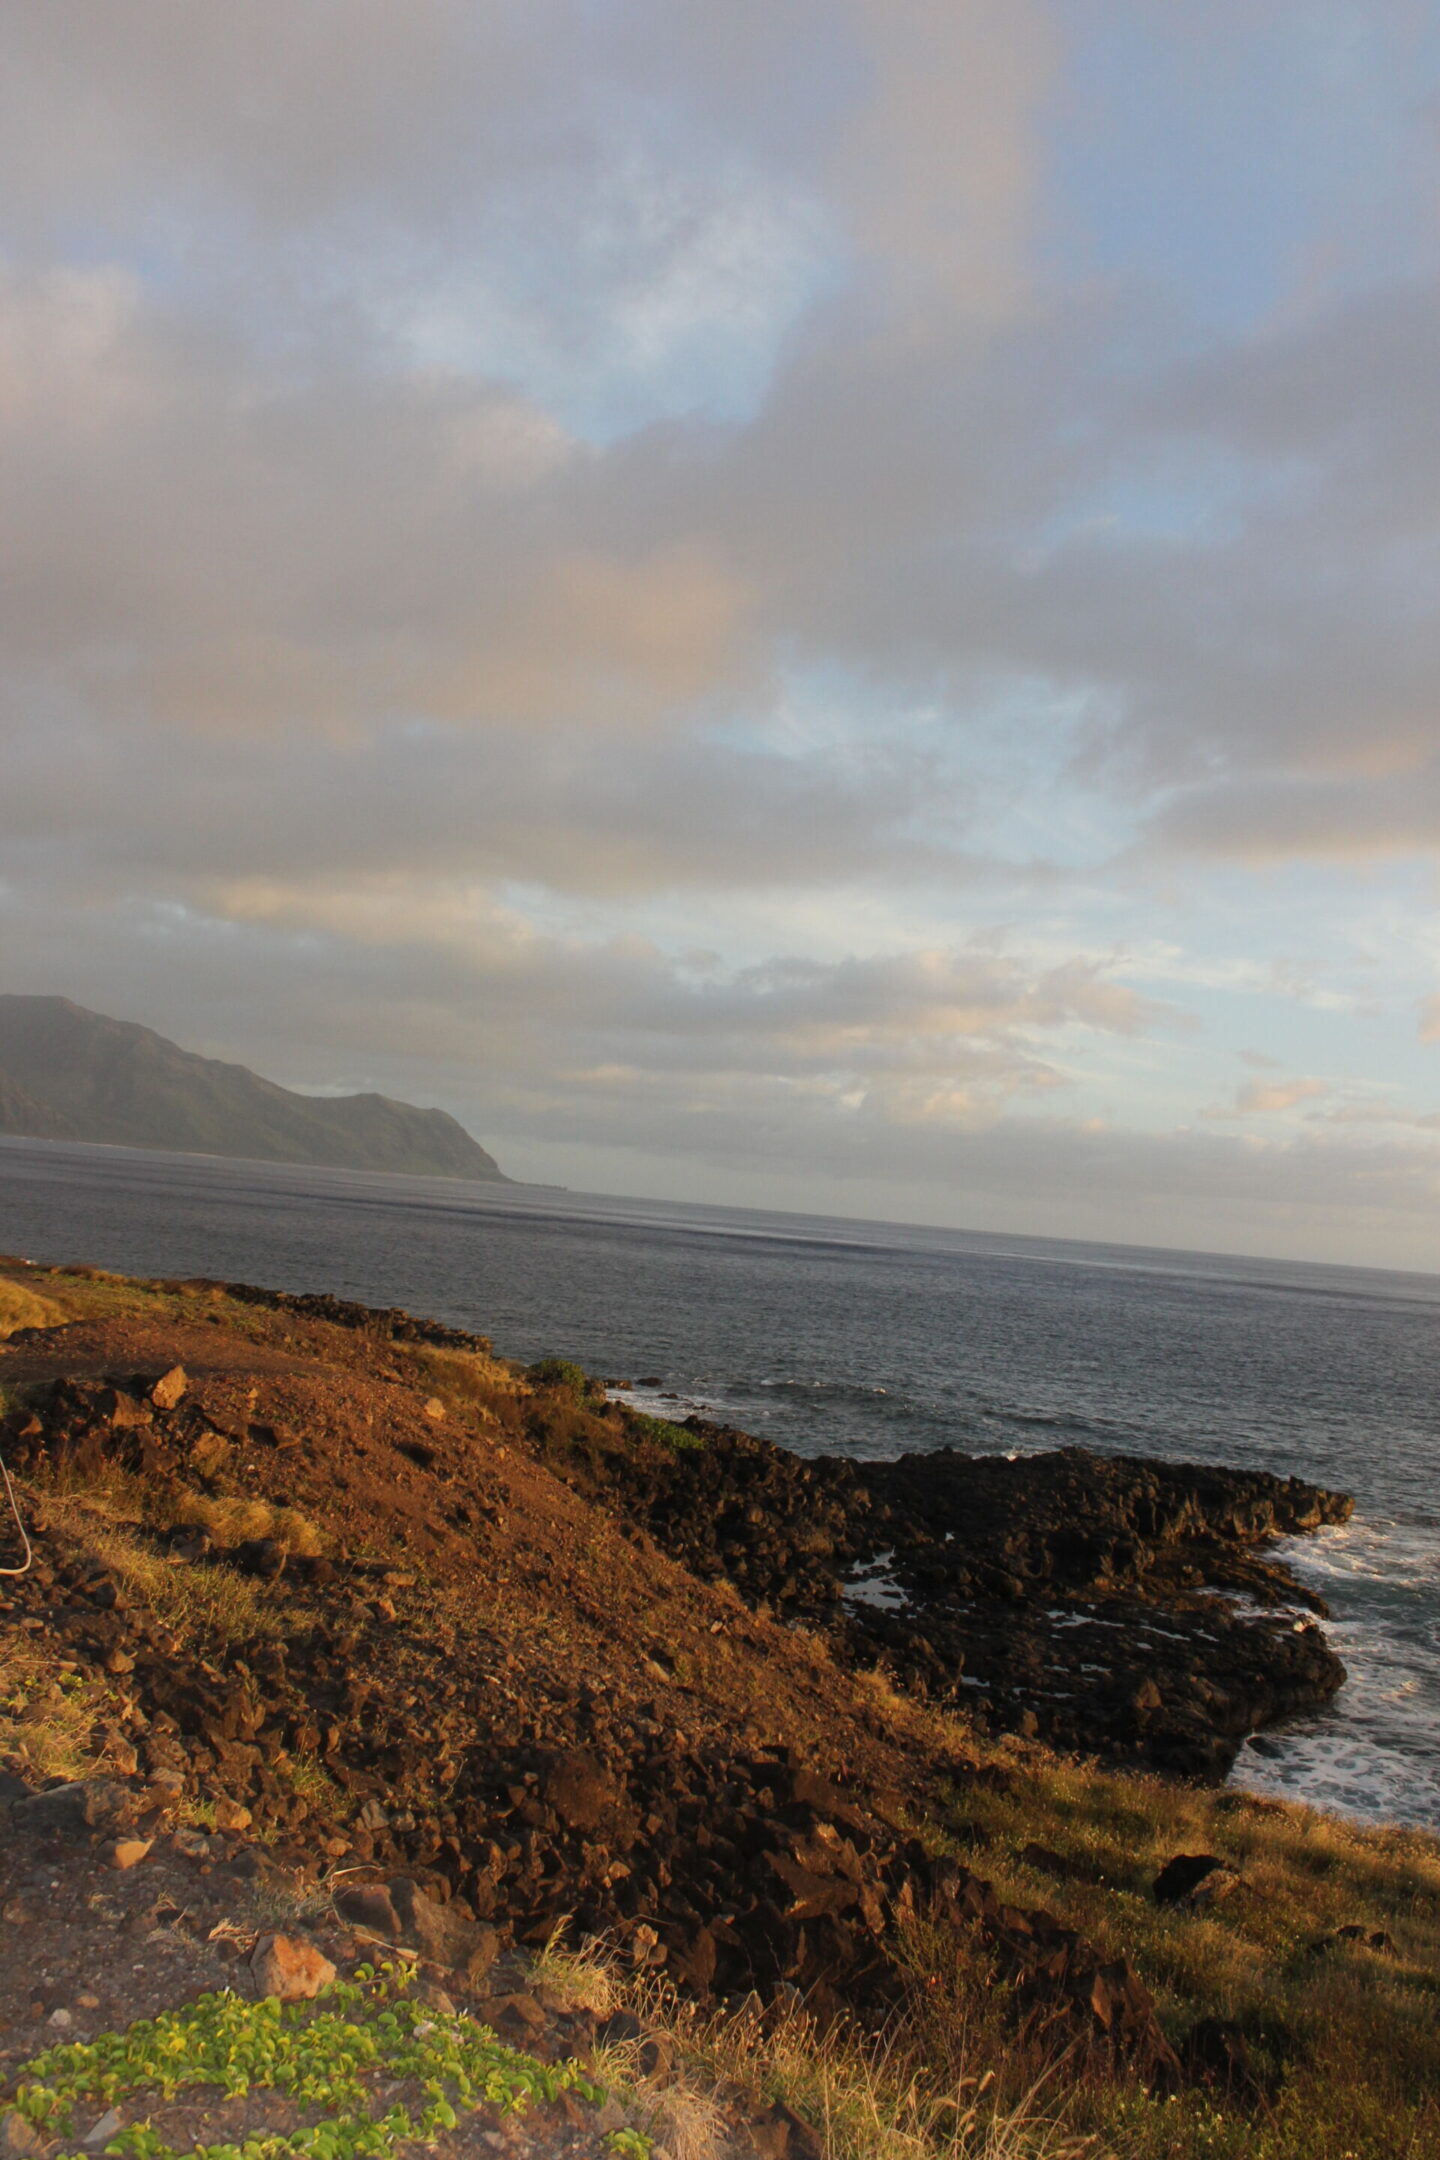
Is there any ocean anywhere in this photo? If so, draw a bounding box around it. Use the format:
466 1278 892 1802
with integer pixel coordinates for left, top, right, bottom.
2 1134 1437 1833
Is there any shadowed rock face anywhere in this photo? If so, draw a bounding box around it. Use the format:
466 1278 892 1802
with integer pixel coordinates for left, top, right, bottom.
0 995 506 1180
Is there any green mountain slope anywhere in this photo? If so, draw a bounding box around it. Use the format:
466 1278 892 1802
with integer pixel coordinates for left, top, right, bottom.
0 1067 77 1140
0 996 506 1180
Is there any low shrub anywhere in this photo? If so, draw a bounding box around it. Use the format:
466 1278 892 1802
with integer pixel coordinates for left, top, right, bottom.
626 1410 705 1453
3 1963 611 2160
526 1358 596 1404
170 1493 325 1557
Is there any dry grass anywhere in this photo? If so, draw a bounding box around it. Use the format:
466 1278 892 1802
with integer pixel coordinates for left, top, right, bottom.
24 1445 324 1561
403 1342 525 1423
25 1485 292 1648
0 1640 113 1782
169 1491 326 1556
90 1525 288 1644
0 1277 68 1340
532 1923 624 2017
926 1752 1440 2160
534 1932 1091 2160
517 1757 1440 2160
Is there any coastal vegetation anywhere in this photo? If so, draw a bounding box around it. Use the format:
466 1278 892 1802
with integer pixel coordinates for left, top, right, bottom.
7 1963 610 2160
0 1260 1436 2160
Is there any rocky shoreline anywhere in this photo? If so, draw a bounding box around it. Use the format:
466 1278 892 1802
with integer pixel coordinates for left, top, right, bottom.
162 1278 1359 1776
216 1276 1357 1784
532 1404 1353 1780
0 1268 1364 2102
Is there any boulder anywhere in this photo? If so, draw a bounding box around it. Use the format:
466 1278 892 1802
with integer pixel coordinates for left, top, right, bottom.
165 1526 212 1564
234 1537 288 1580
335 1877 498 1983
1153 1854 1228 1906
1188 1864 1243 1910
105 1838 153 1871
542 1749 622 1834
150 1365 188 1411
98 1388 149 1430
1183 2016 1264 2102
13 1778 132 1835
251 1934 337 2002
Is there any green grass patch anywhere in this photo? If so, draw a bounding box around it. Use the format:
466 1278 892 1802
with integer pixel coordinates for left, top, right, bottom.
926 1752 1440 2160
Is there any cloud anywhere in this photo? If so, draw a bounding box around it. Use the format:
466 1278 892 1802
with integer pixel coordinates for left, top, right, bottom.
837 0 1056 315
6 5 1440 1261
1309 1102 1440 1131
0 2 547 234
0 856 1172 1125
1204 1077 1330 1118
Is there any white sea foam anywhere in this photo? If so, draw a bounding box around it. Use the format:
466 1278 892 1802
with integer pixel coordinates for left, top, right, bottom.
1228 1512 1440 1829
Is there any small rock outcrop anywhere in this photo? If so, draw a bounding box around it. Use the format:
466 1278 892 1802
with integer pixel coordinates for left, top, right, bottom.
250 1934 337 2002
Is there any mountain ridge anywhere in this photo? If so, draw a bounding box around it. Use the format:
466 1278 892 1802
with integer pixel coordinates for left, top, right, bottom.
0 995 506 1181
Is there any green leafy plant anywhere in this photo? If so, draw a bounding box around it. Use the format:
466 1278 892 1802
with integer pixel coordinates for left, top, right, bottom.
605 2128 654 2159
2 1964 606 2160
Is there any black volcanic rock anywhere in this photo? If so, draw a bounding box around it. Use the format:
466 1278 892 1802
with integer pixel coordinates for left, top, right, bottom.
552 1414 1353 1779
0 995 505 1180
842 1446 1352 1775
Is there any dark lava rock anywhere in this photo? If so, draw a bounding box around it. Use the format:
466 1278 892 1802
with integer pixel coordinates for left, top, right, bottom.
334 1877 499 1983
1153 1854 1227 1906
1183 2017 1267 2103
234 1538 288 1581
1319 1924 1398 1956
541 1749 624 1834
218 1281 491 1353
569 1423 1352 1777
11 1778 136 1835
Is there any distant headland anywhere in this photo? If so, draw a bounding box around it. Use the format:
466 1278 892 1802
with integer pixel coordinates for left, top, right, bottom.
0 995 507 1183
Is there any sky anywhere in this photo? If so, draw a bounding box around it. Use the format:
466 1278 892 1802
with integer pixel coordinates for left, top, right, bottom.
8 4 1440 1268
